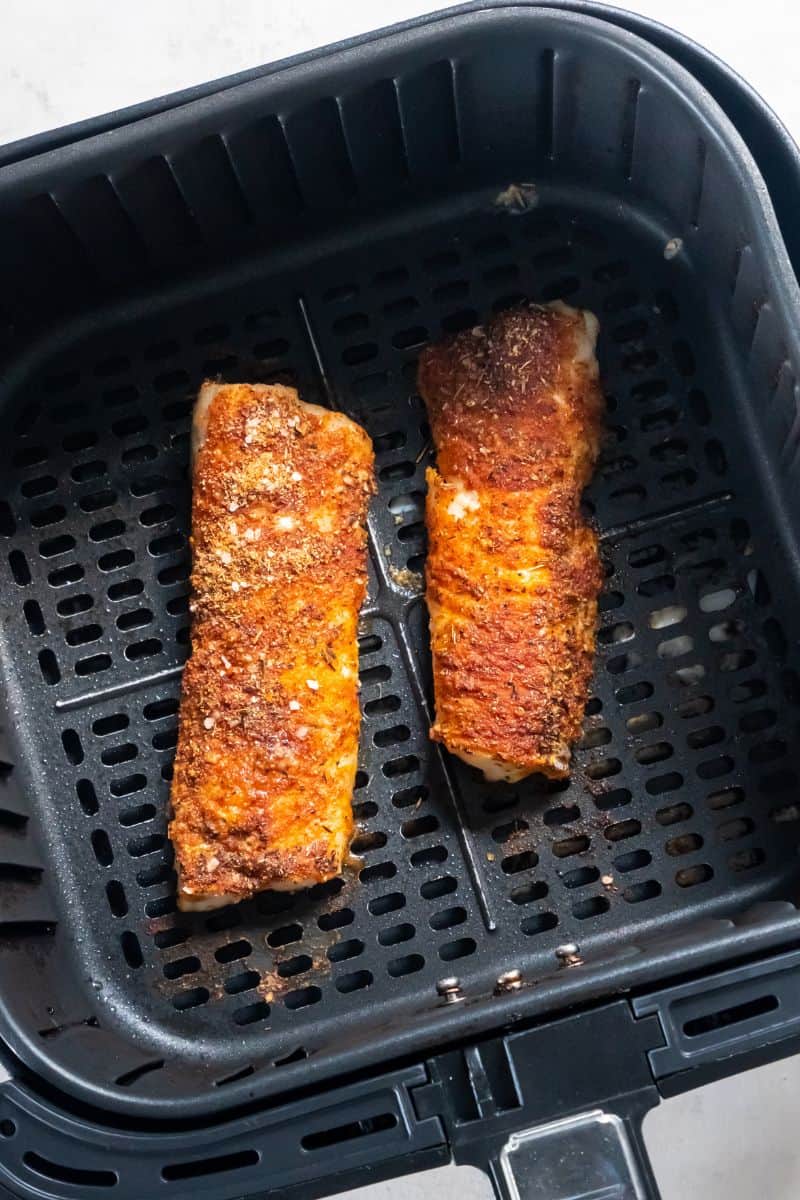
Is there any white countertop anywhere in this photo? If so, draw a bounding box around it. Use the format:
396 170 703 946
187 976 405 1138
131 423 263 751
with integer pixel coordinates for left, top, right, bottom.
2 0 800 148
3 3 799 1199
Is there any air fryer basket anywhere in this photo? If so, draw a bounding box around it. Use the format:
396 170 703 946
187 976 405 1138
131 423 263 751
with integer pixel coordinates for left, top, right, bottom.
1 8 800 1122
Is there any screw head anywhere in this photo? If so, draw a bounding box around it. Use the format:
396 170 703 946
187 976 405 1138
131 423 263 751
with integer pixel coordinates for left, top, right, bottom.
555 943 582 966
436 976 464 1003
495 969 523 995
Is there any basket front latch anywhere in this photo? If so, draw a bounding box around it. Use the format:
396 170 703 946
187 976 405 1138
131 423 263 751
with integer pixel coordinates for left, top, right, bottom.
412 999 663 1200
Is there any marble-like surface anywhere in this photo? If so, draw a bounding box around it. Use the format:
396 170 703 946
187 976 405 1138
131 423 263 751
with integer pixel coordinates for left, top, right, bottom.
2 2 799 1198
1 0 455 147
2 0 799 147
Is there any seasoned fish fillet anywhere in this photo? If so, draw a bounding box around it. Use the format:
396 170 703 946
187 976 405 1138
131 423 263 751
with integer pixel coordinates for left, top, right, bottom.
418 301 603 783
170 382 374 910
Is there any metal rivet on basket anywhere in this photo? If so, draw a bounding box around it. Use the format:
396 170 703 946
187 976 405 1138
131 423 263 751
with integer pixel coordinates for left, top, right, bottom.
436 976 465 1004
494 969 523 995
555 943 583 967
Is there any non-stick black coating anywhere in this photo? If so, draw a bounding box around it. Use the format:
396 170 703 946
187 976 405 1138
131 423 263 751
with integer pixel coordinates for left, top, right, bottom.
0 8 799 1119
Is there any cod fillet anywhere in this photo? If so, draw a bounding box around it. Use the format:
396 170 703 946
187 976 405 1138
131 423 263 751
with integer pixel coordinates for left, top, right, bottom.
418 301 603 783
170 382 374 910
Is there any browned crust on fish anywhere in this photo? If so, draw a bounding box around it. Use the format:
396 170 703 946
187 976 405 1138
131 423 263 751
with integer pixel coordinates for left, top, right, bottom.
169 382 374 908
418 302 603 781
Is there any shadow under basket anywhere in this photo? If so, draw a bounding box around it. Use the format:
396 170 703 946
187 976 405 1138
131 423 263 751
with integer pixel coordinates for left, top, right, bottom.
0 6 799 1120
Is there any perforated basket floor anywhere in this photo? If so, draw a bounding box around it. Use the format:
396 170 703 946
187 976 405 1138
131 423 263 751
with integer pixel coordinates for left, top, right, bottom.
1 190 799 1112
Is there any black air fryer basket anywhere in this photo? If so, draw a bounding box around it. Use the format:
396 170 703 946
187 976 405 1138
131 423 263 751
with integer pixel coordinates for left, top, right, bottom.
1 5 800 1199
